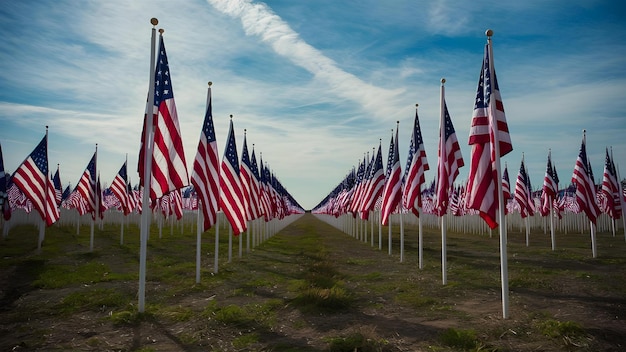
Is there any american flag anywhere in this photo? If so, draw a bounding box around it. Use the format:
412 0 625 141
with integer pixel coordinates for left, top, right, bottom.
259 155 272 221
52 165 62 206
110 161 130 215
219 119 247 235
540 151 559 216
601 148 621 219
465 43 512 229
435 101 464 216
514 158 533 218
350 156 367 215
12 134 59 226
138 34 189 201
250 147 263 219
571 134 600 224
76 151 97 218
502 165 511 201
96 174 106 219
360 144 385 220
381 125 401 226
191 87 220 232
239 132 253 221
402 107 429 217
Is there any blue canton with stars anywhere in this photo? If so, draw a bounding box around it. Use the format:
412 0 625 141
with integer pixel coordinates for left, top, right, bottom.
224 120 240 175
154 35 174 107
29 135 49 175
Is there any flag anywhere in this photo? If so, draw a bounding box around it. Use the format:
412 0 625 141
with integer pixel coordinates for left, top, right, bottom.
191 87 220 232
110 161 130 215
0 143 11 220
52 165 62 206
540 151 559 216
601 148 621 219
360 145 385 219
239 132 253 221
249 147 262 219
138 34 189 201
96 174 106 219
465 43 513 229
571 134 600 224
403 107 430 217
259 155 272 221
514 158 533 218
76 151 97 218
502 165 511 201
219 119 247 235
381 125 402 226
435 101 464 216
11 134 59 226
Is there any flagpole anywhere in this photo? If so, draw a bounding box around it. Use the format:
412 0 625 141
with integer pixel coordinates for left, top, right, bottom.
487 30 510 319
196 82 212 284
214 212 220 273
38 126 50 252
138 18 159 313
440 78 448 285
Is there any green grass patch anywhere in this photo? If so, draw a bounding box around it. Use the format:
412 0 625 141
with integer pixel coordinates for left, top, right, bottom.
292 284 353 313
59 288 130 314
438 328 482 350
33 261 130 288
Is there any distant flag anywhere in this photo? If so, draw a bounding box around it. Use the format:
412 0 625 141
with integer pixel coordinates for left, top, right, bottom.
61 184 71 202
191 84 220 232
76 150 97 218
96 174 106 219
0 142 11 220
381 123 402 226
52 165 62 206
11 133 60 226
219 118 247 235
571 131 600 224
514 156 533 218
239 130 253 221
360 143 385 219
465 40 513 229
435 97 464 217
540 151 558 216
110 160 130 215
250 147 262 219
403 105 430 217
138 33 189 201
502 164 511 201
601 148 621 219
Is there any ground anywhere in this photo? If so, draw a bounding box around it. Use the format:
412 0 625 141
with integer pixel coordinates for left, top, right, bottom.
0 213 625 351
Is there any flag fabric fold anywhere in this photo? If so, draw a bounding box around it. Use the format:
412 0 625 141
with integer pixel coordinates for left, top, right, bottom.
380 125 401 226
571 134 600 224
12 134 59 226
435 101 464 216
138 34 189 201
219 119 247 235
465 43 513 229
403 108 429 217
76 151 97 218
191 87 220 232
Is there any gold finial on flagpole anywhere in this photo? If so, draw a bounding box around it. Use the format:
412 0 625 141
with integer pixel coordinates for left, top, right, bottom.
159 29 164 35
486 29 493 37
151 18 158 26
415 103 419 107
230 114 233 120
441 78 446 84
208 81 212 87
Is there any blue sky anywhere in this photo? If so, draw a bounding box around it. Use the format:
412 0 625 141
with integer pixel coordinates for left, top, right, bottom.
1 0 625 210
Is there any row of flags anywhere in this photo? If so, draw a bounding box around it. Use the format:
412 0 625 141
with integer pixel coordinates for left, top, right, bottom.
312 39 624 229
0 31 303 233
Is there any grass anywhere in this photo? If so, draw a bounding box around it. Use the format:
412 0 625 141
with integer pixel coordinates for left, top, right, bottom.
1 212 625 351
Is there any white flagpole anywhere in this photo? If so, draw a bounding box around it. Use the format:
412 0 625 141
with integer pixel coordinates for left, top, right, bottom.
418 210 424 269
616 162 626 241
399 212 404 262
440 78 447 285
487 30 509 319
214 212 220 273
138 18 159 313
196 203 202 283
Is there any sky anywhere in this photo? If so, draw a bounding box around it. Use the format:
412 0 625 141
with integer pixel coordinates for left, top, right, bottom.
1 0 625 210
